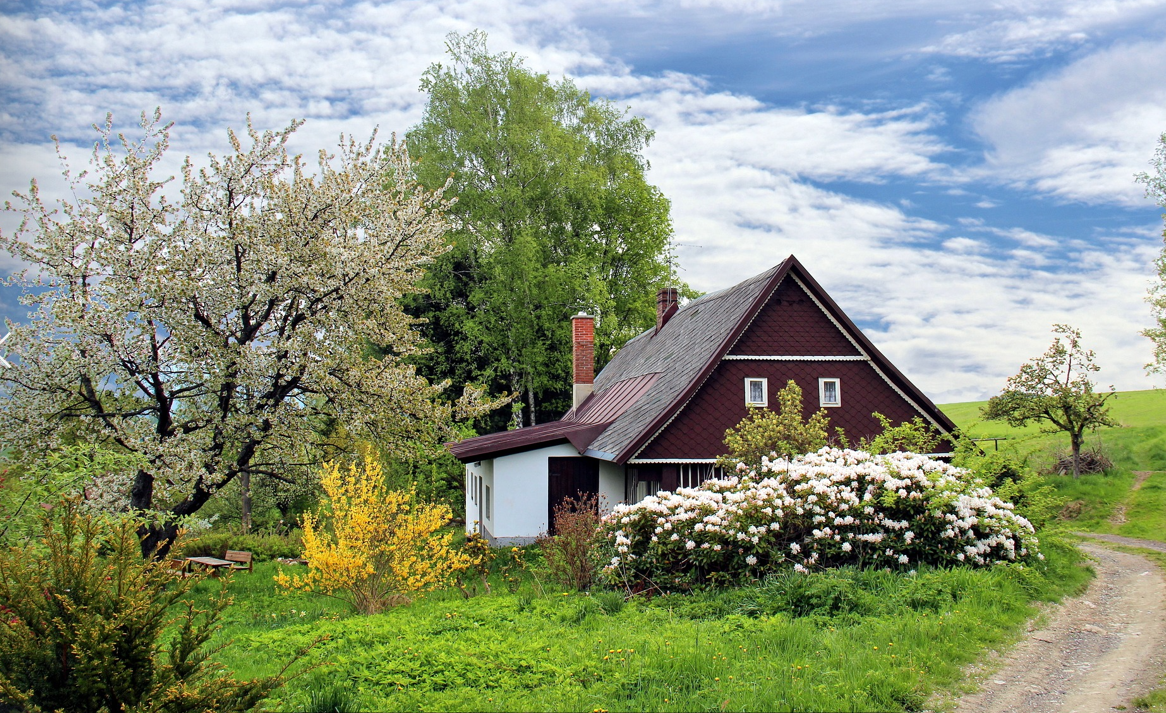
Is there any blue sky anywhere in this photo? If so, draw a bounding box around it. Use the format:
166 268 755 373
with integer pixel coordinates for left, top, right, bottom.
2 0 1165 402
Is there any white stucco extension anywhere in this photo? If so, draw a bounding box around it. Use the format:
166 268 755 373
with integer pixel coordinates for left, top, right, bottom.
464 444 629 545
597 460 623 513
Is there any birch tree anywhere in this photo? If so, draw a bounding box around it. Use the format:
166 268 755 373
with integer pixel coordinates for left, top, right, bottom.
1137 131 1166 372
0 111 496 554
406 31 682 429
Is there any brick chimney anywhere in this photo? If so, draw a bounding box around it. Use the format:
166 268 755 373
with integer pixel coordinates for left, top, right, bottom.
571 313 595 409
656 287 679 334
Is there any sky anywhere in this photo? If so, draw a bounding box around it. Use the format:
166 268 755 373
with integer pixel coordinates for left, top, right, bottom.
1 0 1165 403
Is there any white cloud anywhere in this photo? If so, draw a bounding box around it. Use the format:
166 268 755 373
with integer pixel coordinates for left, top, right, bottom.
971 40 1166 206
0 0 1162 404
925 0 1166 60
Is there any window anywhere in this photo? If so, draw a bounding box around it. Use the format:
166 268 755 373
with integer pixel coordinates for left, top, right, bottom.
819 378 841 407
679 463 722 489
744 378 767 407
484 484 492 521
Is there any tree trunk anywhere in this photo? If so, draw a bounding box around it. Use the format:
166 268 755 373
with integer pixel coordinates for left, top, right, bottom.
130 469 154 511
240 470 252 534
138 521 181 559
1070 432 1082 478
510 371 523 429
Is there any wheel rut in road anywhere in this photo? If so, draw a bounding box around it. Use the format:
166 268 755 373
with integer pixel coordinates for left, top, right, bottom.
952 541 1166 713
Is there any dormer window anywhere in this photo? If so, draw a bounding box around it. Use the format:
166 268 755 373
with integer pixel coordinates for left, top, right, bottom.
819 378 841 407
744 378 767 407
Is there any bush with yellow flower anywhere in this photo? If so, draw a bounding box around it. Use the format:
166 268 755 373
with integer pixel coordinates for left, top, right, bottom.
276 451 471 614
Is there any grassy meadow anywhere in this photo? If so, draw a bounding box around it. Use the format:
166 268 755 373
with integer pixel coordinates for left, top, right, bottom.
939 388 1166 543
179 391 1166 712
195 540 1087 712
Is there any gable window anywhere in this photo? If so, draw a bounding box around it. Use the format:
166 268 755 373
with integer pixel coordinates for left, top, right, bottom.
744 378 768 407
819 378 841 408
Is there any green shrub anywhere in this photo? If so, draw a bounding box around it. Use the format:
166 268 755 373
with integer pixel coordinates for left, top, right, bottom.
181 530 303 561
0 499 296 712
537 492 602 591
955 449 1065 530
859 413 945 455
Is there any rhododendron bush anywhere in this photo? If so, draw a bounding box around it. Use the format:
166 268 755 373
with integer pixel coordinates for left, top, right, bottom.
601 448 1040 589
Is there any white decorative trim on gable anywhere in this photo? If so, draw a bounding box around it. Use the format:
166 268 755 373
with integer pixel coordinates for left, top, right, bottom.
790 275 944 432
723 355 868 361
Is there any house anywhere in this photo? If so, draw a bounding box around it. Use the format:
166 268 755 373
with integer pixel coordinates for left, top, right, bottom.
448 255 958 545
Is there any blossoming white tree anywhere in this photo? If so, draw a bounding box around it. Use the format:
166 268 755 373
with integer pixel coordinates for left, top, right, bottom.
0 111 496 554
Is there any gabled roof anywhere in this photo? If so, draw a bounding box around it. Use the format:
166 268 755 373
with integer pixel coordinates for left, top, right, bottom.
448 255 957 463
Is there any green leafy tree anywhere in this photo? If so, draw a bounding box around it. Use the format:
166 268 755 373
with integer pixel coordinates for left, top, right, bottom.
1137 131 1166 372
0 111 500 554
718 380 830 467
982 324 1116 478
406 31 684 428
0 499 305 712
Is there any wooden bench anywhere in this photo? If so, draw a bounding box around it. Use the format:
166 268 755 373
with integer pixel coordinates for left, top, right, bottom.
224 550 253 573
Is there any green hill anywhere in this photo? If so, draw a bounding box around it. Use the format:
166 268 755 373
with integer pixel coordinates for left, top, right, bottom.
940 389 1166 543
939 388 1166 436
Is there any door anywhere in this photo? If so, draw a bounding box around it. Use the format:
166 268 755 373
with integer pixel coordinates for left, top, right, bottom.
547 457 599 535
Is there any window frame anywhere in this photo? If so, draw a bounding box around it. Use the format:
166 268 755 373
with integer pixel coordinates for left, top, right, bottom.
744 377 768 408
818 377 841 408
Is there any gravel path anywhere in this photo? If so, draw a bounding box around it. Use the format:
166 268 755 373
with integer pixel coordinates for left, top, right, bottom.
951 541 1166 713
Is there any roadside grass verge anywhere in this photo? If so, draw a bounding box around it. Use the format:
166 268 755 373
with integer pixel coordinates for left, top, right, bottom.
186 537 1089 712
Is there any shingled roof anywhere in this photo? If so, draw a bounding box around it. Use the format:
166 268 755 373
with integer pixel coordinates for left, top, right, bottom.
447 255 957 463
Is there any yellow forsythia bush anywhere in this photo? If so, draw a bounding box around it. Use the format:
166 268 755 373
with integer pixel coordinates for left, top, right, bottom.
275 451 471 614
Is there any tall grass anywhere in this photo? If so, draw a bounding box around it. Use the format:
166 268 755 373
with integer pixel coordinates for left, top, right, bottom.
190 537 1088 712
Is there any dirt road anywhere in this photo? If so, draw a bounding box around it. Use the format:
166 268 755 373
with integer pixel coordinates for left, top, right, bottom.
951 537 1166 713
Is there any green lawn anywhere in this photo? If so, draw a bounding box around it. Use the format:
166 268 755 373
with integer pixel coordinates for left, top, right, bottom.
192 539 1089 713
939 389 1166 543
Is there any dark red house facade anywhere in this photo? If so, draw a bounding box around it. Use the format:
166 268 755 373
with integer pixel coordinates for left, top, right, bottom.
449 256 957 544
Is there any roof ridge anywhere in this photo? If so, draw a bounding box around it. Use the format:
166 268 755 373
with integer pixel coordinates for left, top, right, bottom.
614 256 795 462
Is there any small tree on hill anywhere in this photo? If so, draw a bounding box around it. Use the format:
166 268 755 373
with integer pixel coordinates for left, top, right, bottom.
983 324 1116 478
275 450 471 614
718 380 829 468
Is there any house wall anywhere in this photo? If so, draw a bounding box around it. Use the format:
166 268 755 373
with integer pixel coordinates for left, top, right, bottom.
732 278 862 356
597 460 625 513
464 459 494 538
640 359 924 459
636 279 931 460
491 443 582 545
